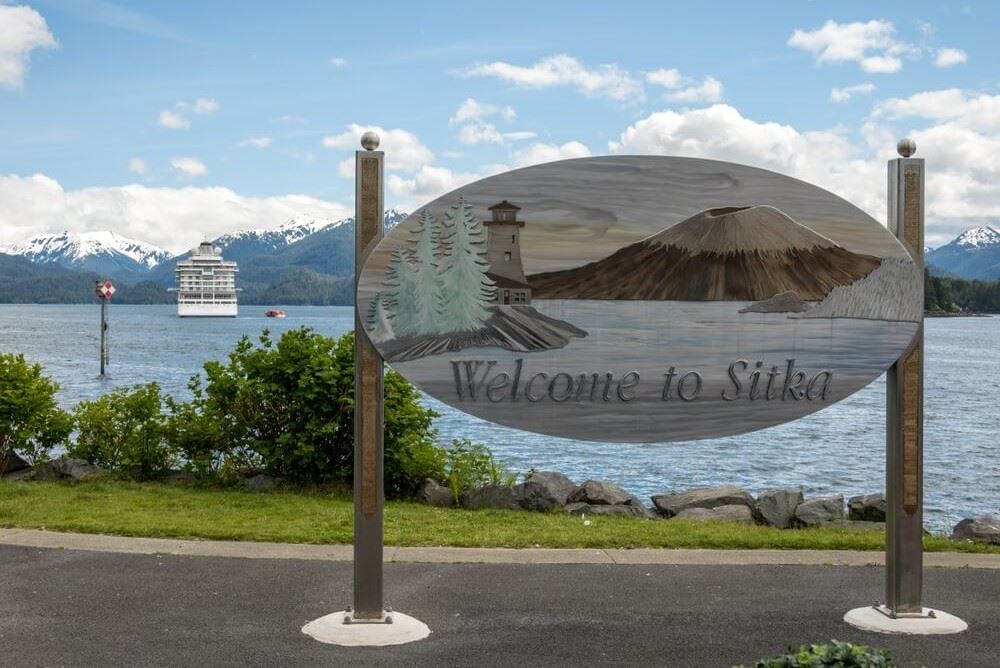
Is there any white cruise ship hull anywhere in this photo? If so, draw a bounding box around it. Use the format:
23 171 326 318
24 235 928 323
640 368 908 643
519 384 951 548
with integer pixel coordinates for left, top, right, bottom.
178 302 238 317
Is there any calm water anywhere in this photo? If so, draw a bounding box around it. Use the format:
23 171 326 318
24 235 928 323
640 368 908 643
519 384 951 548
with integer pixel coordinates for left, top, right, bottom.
1 304 997 532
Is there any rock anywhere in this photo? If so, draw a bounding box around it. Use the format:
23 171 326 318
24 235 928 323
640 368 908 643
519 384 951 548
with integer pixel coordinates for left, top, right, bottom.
827 519 885 532
567 479 632 506
755 488 804 529
515 471 578 511
565 502 646 518
460 485 519 511
952 516 1000 545
417 479 454 507
674 505 754 523
241 474 277 492
739 290 809 314
793 496 844 527
651 486 755 518
1 451 29 474
32 457 104 482
163 469 198 486
848 493 887 522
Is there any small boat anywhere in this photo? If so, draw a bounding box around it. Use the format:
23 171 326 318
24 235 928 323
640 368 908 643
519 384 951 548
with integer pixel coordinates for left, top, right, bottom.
265 309 286 318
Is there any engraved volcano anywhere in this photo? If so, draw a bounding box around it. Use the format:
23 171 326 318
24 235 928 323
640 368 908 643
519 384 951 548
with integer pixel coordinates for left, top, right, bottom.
527 205 882 301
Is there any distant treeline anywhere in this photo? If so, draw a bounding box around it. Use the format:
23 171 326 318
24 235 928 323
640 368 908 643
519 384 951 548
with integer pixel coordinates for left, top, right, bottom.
925 269 1000 313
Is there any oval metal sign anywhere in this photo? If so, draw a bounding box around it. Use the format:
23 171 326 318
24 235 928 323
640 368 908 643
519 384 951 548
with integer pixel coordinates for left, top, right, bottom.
358 156 921 443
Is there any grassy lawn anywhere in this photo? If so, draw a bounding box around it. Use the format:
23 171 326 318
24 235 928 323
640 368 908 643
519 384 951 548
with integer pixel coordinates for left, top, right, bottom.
1 480 997 553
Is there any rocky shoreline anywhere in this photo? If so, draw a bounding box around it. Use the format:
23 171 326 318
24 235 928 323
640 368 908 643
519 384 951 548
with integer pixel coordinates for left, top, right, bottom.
419 471 1000 546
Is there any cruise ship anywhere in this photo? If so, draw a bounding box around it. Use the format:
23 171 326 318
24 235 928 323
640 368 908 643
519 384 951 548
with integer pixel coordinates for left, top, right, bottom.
171 242 239 317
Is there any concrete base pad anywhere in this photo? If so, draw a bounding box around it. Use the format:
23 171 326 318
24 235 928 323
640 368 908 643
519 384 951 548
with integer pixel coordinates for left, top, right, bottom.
844 606 968 635
302 611 430 646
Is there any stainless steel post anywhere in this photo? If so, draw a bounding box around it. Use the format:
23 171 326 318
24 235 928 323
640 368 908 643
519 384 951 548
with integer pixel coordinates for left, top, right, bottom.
885 138 924 616
353 131 385 620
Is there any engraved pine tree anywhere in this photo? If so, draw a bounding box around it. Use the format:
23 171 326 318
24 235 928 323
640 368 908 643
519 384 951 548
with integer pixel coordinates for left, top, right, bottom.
365 291 394 342
411 209 445 335
438 196 496 332
383 248 420 336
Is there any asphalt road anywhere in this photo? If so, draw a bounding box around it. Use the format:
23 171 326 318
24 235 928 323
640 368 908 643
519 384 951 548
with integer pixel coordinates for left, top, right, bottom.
1 544 997 668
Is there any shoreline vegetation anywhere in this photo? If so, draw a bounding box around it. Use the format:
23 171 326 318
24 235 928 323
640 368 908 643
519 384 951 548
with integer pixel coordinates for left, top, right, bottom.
2 480 998 553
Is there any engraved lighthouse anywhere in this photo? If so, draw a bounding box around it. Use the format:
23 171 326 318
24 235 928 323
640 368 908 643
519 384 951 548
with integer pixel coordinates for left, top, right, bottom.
484 200 532 305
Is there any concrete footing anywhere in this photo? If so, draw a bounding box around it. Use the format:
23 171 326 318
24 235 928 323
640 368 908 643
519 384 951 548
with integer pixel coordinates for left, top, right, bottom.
302 611 430 646
844 606 968 635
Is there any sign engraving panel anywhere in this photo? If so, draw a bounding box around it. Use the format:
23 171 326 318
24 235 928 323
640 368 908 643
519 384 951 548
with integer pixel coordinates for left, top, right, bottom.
358 156 922 442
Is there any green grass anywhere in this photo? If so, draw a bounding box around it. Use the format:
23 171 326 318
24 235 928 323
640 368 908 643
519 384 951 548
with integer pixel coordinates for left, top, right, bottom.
1 480 997 553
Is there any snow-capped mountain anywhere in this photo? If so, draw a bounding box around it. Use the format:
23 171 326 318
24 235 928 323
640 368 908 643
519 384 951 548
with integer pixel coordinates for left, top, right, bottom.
0 230 169 282
926 225 1000 280
212 215 337 253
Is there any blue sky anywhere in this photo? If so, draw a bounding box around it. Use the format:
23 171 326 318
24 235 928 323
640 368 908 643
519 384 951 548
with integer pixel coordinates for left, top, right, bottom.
1 1 998 252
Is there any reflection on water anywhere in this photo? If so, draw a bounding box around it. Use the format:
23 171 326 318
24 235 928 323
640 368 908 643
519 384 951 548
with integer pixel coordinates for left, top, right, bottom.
0 304 995 532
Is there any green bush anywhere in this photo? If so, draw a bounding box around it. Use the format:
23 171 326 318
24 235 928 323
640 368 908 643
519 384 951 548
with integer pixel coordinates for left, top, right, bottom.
739 640 894 668
444 439 516 503
69 383 176 481
188 328 439 494
0 353 71 468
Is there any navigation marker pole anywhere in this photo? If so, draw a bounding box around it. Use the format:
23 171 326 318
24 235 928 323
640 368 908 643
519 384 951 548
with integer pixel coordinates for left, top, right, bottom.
844 139 966 634
95 280 115 377
301 131 429 647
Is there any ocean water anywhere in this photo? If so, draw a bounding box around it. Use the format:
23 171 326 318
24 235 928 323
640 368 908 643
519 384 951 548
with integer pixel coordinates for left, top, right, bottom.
1 304 996 532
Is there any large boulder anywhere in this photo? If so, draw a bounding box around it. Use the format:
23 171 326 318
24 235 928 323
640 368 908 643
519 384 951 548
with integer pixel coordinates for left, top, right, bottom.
651 486 755 518
32 457 104 482
1 451 29 474
755 488 803 529
793 496 844 527
460 485 519 511
515 471 578 512
567 479 632 506
417 479 454 507
848 493 887 522
952 516 1000 545
674 505 754 523
565 502 646 518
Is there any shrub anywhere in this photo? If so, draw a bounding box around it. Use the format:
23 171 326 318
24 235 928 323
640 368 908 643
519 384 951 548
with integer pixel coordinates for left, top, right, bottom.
0 353 71 468
444 439 516 503
738 640 895 668
69 383 176 481
189 328 439 494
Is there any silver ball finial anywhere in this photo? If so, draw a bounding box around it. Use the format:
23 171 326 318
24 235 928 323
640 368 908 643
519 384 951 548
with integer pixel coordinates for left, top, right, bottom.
897 137 916 158
360 131 380 151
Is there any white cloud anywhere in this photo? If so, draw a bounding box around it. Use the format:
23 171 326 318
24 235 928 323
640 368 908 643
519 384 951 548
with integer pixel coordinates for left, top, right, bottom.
192 97 218 114
450 98 529 145
128 158 148 175
170 156 207 178
0 4 57 90
935 48 967 68
330 57 347 67
462 54 643 103
646 68 723 102
503 131 536 141
788 19 915 73
387 166 483 209
873 89 1000 129
512 141 591 167
830 82 876 103
239 136 272 149
646 68 682 88
158 109 189 129
322 124 433 173
457 123 536 145
451 98 514 123
0 173 350 254
665 76 724 102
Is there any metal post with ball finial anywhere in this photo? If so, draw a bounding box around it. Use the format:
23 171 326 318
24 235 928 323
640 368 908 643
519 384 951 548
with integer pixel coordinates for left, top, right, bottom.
844 139 967 634
300 131 429 647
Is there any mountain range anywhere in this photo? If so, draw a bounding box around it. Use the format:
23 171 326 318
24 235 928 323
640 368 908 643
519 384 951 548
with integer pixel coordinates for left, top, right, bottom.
926 226 1000 280
0 209 409 305
528 205 880 301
